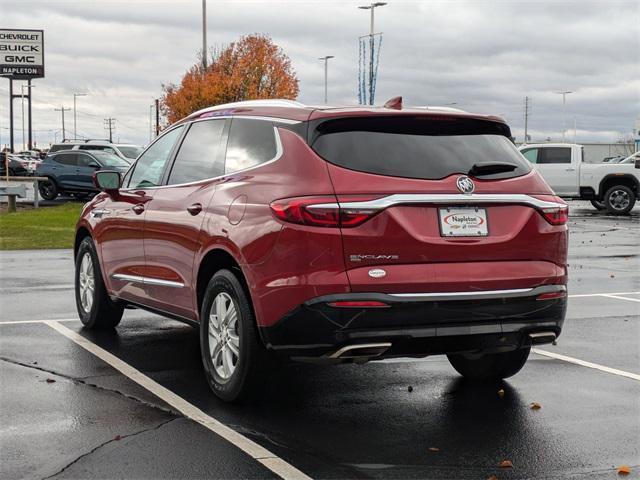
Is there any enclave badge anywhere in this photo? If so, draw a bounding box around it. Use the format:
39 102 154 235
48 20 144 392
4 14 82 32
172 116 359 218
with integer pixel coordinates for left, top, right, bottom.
456 175 475 194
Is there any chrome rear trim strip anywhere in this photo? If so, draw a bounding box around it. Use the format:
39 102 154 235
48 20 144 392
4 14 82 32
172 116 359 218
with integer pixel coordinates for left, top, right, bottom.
112 274 184 288
389 285 565 301
307 193 564 211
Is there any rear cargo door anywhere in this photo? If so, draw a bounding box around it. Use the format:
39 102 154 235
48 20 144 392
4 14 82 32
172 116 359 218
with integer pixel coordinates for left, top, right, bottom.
309 114 566 293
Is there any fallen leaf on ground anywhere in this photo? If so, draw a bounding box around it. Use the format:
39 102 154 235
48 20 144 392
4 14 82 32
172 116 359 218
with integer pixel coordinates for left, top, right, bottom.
428 447 439 452
113 435 122 441
45 378 55 383
530 402 542 410
617 465 631 475
407 386 413 392
498 460 513 469
486 475 498 480
610 274 616 278
497 389 505 399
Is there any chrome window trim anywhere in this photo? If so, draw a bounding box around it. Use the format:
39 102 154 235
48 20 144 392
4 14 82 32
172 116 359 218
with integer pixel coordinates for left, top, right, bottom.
112 273 184 288
120 126 284 191
307 193 565 211
189 115 301 125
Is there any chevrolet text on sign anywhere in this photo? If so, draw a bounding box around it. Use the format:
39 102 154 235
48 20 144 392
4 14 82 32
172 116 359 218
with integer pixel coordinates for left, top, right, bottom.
0 29 44 78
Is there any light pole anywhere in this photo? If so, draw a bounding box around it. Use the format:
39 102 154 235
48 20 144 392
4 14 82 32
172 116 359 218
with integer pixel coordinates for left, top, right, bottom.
202 0 207 72
73 93 87 140
358 2 386 105
21 84 35 151
556 90 572 143
318 56 334 104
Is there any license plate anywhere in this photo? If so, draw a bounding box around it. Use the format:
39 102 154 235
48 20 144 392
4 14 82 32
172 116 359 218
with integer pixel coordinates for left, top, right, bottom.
439 207 488 237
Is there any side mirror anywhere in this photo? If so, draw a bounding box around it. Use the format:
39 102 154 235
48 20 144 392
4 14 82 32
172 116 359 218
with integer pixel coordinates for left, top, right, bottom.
93 170 121 193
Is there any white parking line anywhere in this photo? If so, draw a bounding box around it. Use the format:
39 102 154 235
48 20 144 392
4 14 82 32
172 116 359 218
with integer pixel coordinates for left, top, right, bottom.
44 320 312 480
533 348 640 381
0 284 75 293
568 291 640 298
0 318 78 325
599 294 640 303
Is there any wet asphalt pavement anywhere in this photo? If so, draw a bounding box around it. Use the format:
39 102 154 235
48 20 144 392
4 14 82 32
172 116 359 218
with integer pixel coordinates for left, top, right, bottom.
0 201 638 480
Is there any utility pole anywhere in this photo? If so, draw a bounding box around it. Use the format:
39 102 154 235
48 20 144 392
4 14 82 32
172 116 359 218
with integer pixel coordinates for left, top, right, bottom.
523 96 531 144
149 104 154 142
358 2 386 105
73 93 87 140
54 106 71 142
21 84 35 151
155 99 160 137
556 90 572 143
318 56 334 104
202 0 207 72
104 118 115 142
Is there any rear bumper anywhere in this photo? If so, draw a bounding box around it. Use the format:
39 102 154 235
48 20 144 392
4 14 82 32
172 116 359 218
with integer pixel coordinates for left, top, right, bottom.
259 285 567 360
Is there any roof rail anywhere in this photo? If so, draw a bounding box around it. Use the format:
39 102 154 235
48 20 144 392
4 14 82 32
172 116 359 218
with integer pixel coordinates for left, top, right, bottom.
190 99 308 118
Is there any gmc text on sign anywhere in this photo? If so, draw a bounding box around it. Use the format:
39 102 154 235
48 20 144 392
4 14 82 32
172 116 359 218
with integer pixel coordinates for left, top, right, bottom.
0 29 45 79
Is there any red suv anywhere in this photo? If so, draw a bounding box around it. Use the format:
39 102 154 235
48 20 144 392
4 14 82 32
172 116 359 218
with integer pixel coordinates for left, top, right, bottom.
75 99 568 401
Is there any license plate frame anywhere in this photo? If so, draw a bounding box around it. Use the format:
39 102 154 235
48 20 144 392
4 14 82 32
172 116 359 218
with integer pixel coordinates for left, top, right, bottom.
438 207 489 237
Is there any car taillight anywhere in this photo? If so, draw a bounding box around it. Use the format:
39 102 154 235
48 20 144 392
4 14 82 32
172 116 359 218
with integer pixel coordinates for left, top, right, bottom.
540 206 568 226
270 195 381 228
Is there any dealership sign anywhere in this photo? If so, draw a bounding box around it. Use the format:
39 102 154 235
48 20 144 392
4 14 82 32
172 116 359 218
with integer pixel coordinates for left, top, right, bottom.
0 29 44 79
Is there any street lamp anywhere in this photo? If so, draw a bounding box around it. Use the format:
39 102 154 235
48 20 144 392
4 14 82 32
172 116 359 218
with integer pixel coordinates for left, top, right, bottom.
21 84 35 151
358 2 387 105
318 56 334 104
556 90 572 143
73 93 87 140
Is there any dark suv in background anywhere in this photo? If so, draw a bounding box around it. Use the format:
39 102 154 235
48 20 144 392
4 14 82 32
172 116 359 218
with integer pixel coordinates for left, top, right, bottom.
75 99 568 402
37 150 129 200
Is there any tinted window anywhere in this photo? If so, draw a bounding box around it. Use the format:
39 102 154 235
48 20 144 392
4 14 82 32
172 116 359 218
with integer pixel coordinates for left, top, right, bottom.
310 116 529 180
49 144 71 153
127 126 184 188
79 145 117 154
76 154 98 167
538 147 571 164
521 148 538 164
225 118 277 174
168 119 226 185
54 153 77 166
91 152 130 168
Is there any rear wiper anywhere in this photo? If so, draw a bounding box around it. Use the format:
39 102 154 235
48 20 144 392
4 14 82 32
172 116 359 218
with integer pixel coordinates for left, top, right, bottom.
468 162 518 176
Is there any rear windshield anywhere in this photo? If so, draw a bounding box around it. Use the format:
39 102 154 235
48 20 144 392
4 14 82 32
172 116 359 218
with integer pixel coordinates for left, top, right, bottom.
310 116 531 180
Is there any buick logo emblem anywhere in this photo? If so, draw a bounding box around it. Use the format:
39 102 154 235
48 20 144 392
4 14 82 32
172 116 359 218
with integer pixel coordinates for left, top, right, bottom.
456 176 475 194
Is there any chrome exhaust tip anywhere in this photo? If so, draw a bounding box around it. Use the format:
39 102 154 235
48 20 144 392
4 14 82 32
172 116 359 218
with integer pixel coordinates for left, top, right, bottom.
529 331 557 345
329 342 392 360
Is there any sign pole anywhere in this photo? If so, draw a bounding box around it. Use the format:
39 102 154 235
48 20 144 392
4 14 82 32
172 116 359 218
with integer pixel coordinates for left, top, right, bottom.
27 79 33 149
8 78 14 153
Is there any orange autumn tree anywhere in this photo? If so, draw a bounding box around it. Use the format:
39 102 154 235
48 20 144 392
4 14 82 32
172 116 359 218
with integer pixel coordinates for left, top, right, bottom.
162 34 299 123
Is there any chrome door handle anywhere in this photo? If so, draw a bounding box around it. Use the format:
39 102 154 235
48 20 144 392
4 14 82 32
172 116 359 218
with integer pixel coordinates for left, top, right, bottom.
187 203 203 216
132 204 145 215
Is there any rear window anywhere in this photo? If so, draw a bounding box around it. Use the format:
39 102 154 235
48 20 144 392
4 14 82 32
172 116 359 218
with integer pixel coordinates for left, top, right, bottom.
310 116 531 180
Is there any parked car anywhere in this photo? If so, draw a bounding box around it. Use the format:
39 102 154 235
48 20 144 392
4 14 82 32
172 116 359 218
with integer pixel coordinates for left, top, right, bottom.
1 154 30 177
75 99 568 402
49 140 143 163
519 143 640 214
602 155 626 163
36 149 129 200
619 152 640 165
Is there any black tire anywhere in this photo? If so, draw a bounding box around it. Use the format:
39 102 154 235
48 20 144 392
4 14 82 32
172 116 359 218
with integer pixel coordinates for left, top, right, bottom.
200 269 270 402
447 347 531 380
75 237 124 329
590 199 606 210
39 178 58 201
604 185 636 215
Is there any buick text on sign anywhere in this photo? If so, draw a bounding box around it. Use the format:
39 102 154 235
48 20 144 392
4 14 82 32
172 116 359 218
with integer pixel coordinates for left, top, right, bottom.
0 29 45 79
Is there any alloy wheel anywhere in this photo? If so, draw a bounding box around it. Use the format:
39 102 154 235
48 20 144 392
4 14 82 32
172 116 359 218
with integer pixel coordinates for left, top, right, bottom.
609 189 630 211
208 292 240 380
78 252 95 313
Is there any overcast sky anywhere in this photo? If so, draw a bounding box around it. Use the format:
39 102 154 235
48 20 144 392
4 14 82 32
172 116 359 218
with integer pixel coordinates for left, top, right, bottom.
1 0 638 149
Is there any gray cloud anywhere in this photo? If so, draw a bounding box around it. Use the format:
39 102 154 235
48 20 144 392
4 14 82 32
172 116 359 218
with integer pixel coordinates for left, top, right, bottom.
1 0 638 148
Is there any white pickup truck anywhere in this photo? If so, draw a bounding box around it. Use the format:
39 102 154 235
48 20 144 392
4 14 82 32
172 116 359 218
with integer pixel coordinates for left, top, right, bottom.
518 143 640 215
